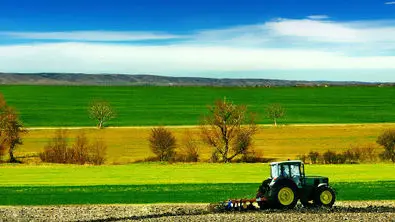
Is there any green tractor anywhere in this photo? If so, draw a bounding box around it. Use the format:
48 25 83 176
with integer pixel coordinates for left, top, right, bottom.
256 160 336 209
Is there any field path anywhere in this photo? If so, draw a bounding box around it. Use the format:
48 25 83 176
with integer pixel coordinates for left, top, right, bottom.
26 122 395 130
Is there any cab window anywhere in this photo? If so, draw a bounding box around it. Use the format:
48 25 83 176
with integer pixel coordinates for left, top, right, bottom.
271 164 280 178
282 165 290 177
290 164 300 177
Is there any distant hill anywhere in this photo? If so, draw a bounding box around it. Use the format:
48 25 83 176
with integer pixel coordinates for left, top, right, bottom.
0 73 393 87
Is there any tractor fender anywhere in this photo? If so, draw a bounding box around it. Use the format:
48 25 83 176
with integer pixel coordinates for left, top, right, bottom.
317 183 329 188
257 178 272 197
262 178 272 186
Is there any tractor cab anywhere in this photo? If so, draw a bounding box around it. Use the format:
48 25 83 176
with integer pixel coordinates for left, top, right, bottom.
269 160 304 188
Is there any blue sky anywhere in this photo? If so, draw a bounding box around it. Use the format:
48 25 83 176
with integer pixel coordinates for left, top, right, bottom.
0 0 395 81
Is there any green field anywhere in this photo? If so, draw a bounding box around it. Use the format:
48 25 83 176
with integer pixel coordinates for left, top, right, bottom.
0 85 394 126
1 163 394 205
1 182 393 205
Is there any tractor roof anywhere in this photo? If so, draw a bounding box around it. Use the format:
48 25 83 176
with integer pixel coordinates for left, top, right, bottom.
270 160 303 165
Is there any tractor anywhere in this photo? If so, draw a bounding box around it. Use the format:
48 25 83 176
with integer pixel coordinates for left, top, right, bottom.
256 160 336 209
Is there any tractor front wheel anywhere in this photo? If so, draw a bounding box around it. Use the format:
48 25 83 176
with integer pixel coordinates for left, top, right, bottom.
314 186 336 207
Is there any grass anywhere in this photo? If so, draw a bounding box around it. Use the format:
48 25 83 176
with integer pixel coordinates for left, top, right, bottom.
17 124 393 163
1 163 394 186
0 164 394 205
0 85 394 127
1 182 394 205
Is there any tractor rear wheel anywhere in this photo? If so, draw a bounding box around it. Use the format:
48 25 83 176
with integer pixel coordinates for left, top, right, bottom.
270 183 298 209
314 186 336 207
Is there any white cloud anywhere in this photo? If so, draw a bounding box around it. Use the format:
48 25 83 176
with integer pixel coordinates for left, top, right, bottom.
1 42 395 75
385 1 395 4
266 19 360 43
264 19 395 44
189 24 272 46
0 31 184 41
183 18 395 54
307 15 330 20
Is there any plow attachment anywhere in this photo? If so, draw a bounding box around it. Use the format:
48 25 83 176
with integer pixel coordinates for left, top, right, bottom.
213 197 268 211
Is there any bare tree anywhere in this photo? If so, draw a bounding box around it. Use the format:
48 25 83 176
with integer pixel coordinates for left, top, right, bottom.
89 138 107 165
88 100 115 129
200 99 257 163
377 129 395 163
0 94 27 163
149 127 176 161
70 132 90 164
180 130 200 162
266 103 286 126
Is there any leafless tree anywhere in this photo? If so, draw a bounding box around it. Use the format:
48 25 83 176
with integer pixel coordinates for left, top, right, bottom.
89 138 107 165
88 100 115 129
200 99 257 163
266 103 285 126
70 132 90 164
180 130 200 162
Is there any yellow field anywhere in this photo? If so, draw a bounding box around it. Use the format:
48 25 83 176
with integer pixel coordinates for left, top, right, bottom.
16 123 394 164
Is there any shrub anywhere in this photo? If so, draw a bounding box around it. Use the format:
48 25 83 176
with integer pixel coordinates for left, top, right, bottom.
149 127 176 161
0 141 6 157
209 150 220 163
132 156 160 163
335 153 347 164
239 149 266 163
342 149 359 163
321 150 347 164
358 144 377 162
323 150 337 164
297 154 307 163
308 151 320 164
39 129 69 163
346 143 379 163
89 138 107 165
40 130 107 165
379 152 392 162
377 129 395 163
69 132 90 164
